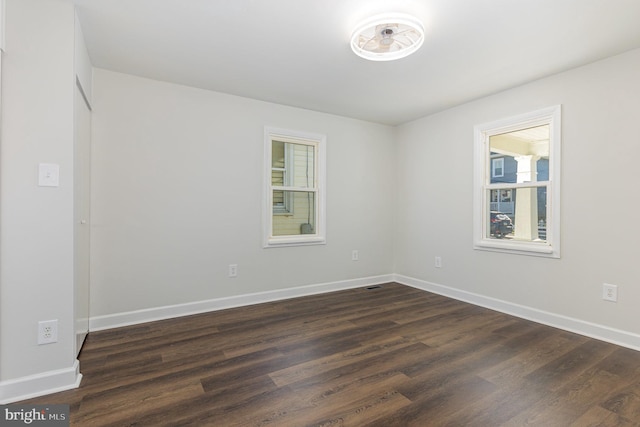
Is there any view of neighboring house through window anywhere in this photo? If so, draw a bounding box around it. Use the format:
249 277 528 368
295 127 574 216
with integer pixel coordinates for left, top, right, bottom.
264 127 326 247
474 106 561 257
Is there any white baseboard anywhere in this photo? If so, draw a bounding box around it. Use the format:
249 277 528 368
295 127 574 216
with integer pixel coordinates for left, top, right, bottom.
90 273 640 351
89 274 395 332
394 274 640 352
0 360 82 404
6 273 636 404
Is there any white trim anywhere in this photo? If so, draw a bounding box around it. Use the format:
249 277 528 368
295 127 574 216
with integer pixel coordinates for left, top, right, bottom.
0 0 5 52
89 273 640 351
487 181 547 190
394 274 640 352
0 360 82 404
473 105 561 258
9 272 636 403
89 275 394 332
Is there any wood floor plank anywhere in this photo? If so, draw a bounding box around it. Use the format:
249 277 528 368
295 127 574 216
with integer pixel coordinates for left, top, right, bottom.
492 343 626 426
436 382 550 427
503 366 622 426
478 331 580 387
269 335 415 387
570 405 639 427
303 386 413 427
127 375 279 426
601 382 640 422
73 380 205 426
366 375 499 427
287 342 433 393
16 282 640 426
78 346 228 391
524 339 617 391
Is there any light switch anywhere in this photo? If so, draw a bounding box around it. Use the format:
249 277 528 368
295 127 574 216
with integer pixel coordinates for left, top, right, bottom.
38 163 60 187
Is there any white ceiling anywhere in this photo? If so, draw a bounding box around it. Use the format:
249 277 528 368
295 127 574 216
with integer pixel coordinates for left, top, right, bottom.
73 0 640 126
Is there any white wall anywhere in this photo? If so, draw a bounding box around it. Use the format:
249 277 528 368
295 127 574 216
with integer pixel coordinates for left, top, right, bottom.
89 69 396 321
395 48 640 345
0 0 79 400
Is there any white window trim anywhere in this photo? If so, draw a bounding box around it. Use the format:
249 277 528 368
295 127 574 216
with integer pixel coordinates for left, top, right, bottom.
263 127 326 248
473 105 561 258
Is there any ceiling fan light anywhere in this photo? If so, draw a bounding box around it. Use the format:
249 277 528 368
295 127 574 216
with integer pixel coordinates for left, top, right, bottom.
351 13 425 61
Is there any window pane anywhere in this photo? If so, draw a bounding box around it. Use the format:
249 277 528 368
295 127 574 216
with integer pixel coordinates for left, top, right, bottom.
272 141 285 169
489 124 549 184
272 141 287 191
272 170 284 186
291 143 315 188
487 186 547 242
273 189 285 209
489 189 514 215
272 140 315 188
272 191 316 236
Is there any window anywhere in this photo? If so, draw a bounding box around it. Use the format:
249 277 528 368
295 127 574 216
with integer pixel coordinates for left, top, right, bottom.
491 157 504 178
264 127 326 247
473 105 561 257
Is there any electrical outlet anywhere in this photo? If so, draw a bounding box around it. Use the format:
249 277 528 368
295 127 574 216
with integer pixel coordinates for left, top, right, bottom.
38 320 58 345
603 283 617 302
435 256 442 268
352 250 359 261
228 264 238 278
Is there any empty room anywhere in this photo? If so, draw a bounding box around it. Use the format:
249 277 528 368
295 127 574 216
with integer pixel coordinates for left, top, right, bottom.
1 0 640 425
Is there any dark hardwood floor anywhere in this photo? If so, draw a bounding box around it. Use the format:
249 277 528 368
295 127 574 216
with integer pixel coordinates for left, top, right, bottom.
20 283 640 426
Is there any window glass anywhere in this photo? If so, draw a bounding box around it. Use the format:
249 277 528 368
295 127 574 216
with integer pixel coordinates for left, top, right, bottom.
272 191 316 236
486 124 549 243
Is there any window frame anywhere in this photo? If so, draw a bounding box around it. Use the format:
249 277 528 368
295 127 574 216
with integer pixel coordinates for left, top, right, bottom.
473 105 561 258
263 127 326 248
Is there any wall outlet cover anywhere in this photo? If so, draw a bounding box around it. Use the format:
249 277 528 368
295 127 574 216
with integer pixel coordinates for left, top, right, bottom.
38 319 58 344
228 264 238 278
603 283 618 302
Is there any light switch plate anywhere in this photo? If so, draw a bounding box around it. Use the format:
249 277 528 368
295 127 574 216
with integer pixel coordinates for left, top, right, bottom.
38 163 60 187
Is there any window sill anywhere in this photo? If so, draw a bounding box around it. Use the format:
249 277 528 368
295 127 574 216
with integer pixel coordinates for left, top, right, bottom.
264 236 326 248
474 239 559 258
